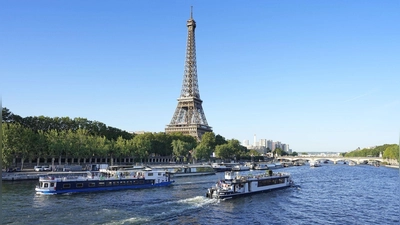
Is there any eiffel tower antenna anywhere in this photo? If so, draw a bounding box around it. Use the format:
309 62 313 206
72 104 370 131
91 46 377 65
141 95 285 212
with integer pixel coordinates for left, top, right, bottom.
165 7 212 140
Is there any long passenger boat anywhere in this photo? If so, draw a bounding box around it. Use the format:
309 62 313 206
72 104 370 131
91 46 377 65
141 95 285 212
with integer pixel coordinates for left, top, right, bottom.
206 170 294 200
35 169 174 195
149 164 216 177
211 163 239 172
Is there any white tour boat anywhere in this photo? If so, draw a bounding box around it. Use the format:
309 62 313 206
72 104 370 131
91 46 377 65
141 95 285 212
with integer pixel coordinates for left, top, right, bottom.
309 160 321 167
149 164 215 177
253 164 269 170
206 170 294 200
211 162 240 172
231 164 251 171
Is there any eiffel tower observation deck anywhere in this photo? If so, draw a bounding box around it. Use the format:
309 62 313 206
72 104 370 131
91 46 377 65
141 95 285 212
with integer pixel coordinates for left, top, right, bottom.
165 7 212 141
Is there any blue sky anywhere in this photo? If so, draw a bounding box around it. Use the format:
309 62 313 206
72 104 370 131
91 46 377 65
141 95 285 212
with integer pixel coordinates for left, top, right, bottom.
1 0 399 152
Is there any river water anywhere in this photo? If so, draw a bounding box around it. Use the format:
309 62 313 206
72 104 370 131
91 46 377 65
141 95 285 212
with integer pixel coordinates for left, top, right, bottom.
2 163 399 225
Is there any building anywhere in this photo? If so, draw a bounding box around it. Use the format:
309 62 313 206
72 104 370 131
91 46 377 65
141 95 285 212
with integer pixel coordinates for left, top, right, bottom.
165 7 212 140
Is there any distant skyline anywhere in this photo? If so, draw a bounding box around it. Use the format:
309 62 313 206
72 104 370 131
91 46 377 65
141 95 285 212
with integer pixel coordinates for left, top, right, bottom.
1 1 399 152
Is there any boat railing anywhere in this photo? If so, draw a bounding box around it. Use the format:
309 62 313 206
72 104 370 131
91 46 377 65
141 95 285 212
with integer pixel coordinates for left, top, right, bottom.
39 175 88 182
233 172 290 181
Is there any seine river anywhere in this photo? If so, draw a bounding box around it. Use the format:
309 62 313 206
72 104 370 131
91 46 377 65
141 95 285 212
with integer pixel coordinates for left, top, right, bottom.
2 163 399 225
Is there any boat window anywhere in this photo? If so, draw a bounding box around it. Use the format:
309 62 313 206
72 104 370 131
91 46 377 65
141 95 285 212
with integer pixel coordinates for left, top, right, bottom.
98 182 105 186
63 184 71 188
113 182 119 185
44 183 49 188
76 183 84 188
107 182 112 186
89 183 96 187
139 180 144 184
158 172 162 176
148 173 153 176
50 183 55 187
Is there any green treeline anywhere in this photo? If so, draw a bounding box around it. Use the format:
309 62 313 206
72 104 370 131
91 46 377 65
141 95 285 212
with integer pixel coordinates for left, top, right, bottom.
2 107 260 169
344 144 399 161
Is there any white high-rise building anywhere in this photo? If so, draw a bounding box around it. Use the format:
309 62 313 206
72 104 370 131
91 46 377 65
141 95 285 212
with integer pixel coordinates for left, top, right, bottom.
243 140 249 146
267 140 273 151
283 144 289 152
253 134 257 146
260 139 267 147
275 141 282 150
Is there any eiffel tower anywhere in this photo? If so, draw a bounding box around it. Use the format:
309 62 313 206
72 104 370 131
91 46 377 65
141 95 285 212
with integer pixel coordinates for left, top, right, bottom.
165 7 212 141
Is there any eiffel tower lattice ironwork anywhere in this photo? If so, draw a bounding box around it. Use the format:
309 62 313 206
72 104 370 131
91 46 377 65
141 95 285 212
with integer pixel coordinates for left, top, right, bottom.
165 7 212 140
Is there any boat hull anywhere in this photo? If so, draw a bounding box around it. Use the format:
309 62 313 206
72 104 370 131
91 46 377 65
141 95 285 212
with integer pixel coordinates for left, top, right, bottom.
36 180 174 195
35 170 174 195
208 185 292 200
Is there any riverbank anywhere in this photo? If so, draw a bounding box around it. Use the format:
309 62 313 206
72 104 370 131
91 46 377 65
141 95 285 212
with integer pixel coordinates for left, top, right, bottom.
3 162 399 181
2 170 48 181
385 164 399 169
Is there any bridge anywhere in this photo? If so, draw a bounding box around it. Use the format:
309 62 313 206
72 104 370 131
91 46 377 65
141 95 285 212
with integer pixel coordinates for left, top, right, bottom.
276 156 386 165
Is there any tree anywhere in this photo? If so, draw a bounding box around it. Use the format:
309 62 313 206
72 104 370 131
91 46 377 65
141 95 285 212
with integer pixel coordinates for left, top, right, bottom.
2 123 34 169
152 132 171 156
215 144 232 160
227 139 244 157
383 144 399 162
72 128 90 165
2 123 19 169
95 136 109 162
172 140 188 162
274 148 286 157
2 107 14 123
45 129 65 168
215 134 227 146
133 135 152 163
201 132 216 151
194 143 212 162
32 130 48 166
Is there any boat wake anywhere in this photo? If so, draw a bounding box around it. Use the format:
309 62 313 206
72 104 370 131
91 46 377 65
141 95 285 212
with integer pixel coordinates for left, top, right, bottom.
101 196 217 225
291 184 301 189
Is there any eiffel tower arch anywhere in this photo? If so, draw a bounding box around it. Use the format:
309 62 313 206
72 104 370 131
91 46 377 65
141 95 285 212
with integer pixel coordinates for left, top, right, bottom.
165 7 212 141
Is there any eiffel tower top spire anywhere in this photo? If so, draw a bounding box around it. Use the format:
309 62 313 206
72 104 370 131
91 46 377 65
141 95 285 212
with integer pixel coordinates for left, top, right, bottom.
181 5 199 99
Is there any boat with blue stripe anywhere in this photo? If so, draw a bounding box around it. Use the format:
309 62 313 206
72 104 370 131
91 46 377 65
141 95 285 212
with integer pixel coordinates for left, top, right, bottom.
35 168 174 195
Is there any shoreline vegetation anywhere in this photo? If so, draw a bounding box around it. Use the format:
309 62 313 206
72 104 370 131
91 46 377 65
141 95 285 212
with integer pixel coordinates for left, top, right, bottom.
2 107 399 171
2 107 277 171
